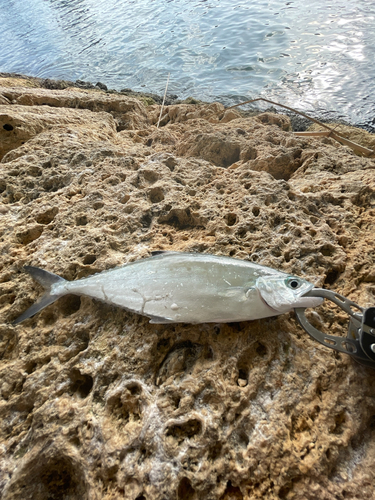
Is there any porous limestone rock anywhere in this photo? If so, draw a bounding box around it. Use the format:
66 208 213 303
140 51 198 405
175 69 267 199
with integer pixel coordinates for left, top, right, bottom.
1 81 375 500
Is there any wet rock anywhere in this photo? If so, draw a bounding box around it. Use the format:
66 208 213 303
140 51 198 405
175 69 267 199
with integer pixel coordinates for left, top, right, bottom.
1 80 375 500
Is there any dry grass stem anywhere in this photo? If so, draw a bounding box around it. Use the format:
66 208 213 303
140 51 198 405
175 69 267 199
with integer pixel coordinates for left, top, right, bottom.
157 73 170 129
227 97 374 156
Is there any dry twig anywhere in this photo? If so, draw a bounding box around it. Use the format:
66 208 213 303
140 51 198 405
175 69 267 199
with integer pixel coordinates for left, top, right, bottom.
227 97 374 156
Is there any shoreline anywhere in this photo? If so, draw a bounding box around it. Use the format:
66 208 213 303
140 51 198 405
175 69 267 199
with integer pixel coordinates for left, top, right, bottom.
0 72 344 132
0 71 354 133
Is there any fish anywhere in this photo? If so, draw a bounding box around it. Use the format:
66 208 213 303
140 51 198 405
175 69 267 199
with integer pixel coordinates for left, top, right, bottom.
13 251 323 325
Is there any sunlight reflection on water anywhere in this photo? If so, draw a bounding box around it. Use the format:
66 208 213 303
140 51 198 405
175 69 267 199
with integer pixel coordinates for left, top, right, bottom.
0 0 374 128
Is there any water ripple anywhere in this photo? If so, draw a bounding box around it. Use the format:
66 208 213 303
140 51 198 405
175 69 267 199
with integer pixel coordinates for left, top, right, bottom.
0 0 374 128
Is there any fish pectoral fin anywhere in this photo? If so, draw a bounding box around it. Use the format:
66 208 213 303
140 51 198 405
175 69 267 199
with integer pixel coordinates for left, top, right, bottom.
148 314 175 324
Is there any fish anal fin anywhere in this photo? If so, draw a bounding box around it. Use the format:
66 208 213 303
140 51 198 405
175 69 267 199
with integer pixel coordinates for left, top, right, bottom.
150 251 178 257
148 314 175 324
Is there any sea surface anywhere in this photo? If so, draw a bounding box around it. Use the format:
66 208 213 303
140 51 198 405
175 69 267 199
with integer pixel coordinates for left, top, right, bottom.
1 0 374 129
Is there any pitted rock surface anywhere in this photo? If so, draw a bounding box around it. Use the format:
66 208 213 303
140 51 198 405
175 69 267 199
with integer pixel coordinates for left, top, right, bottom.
1 78 375 500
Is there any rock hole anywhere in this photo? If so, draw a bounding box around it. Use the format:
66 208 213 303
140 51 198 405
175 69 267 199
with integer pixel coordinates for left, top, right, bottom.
278 483 292 499
141 212 153 228
149 186 165 203
74 330 90 352
225 213 238 226
40 456 83 498
164 156 177 170
25 361 38 374
69 368 93 398
158 207 202 230
7 453 86 500
236 227 247 239
208 442 222 461
220 481 243 500
309 405 320 421
325 269 339 286
3 123 14 131
127 383 142 396
35 206 59 225
119 194 130 204
43 175 67 192
137 447 151 464
106 391 142 424
143 170 159 183
166 419 202 443
108 396 130 423
76 215 88 226
320 244 335 257
252 206 260 217
0 291 16 305
28 166 42 177
238 430 249 448
331 410 346 435
172 394 181 409
105 175 121 186
83 254 97 265
70 435 81 448
156 341 202 385
178 477 196 500
41 312 57 326
157 337 171 350
256 342 268 357
17 226 43 245
273 215 282 227
237 366 248 387
58 295 81 316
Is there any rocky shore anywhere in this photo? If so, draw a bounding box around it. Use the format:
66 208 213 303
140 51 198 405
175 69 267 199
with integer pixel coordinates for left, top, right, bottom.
1 75 375 500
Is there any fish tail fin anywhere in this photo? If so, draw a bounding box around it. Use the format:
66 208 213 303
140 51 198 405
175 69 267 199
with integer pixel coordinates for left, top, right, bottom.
13 266 67 325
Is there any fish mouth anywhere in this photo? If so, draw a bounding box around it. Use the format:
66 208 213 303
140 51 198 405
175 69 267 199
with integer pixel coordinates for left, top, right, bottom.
296 289 324 308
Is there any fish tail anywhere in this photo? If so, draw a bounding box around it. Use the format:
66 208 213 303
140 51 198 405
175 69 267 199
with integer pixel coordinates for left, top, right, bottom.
13 266 67 325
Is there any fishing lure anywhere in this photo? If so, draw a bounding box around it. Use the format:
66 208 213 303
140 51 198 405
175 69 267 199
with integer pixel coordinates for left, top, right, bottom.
13 251 322 325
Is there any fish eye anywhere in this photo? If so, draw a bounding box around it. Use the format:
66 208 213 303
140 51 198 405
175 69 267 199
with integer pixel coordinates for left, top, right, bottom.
286 278 302 290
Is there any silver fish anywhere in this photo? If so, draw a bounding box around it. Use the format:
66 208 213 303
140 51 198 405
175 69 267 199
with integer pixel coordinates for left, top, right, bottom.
13 251 322 325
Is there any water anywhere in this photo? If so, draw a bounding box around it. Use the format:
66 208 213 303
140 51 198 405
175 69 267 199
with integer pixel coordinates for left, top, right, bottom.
0 0 374 129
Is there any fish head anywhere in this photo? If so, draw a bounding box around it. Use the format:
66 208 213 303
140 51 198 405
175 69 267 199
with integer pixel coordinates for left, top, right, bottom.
256 275 323 313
